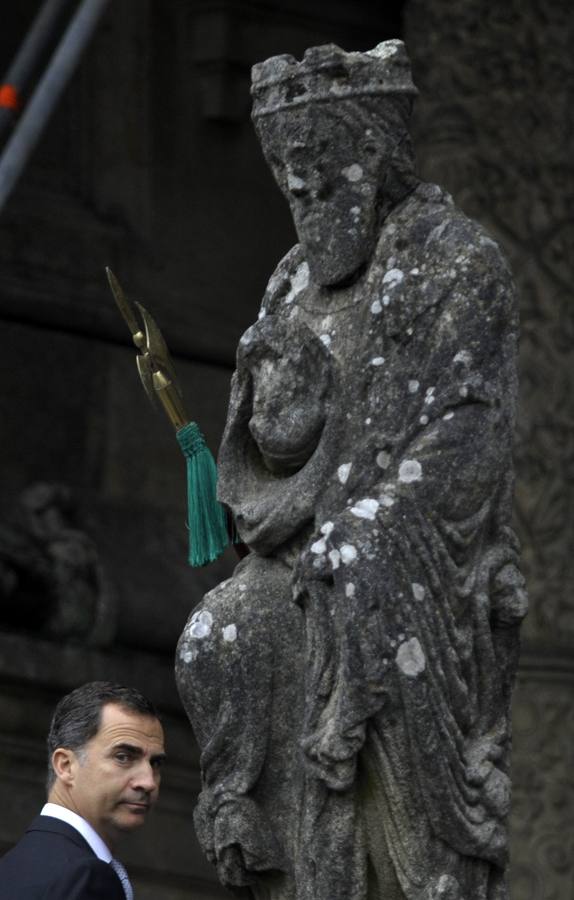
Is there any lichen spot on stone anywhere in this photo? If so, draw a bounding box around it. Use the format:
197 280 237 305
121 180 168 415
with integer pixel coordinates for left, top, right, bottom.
320 521 334 537
345 582 356 598
287 172 305 193
285 261 310 303
408 379 420 393
382 294 391 306
179 642 195 664
443 411 454 420
320 333 332 348
342 163 363 182
351 498 379 520
370 298 383 315
340 544 358 565
311 537 327 555
399 459 422 483
454 349 472 365
382 268 404 289
338 463 352 484
376 450 391 469
329 549 341 570
189 610 213 639
396 637 426 677
412 582 425 601
258 308 266 320
419 415 429 425
370 356 385 366
222 624 237 643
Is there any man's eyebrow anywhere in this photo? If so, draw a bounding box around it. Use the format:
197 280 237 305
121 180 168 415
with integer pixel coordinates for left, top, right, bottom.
110 742 143 756
110 742 167 762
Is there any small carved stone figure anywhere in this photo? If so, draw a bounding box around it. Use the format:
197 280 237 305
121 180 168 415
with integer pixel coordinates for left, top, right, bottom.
176 41 527 900
0 482 116 645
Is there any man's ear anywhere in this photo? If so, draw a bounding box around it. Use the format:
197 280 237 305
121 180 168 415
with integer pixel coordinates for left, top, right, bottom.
51 748 76 786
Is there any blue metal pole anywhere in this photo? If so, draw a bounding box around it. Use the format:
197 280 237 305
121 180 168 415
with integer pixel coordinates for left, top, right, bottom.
0 0 77 143
0 0 111 214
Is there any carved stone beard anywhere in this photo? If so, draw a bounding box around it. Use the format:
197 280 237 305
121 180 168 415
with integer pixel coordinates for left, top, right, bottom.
255 96 418 288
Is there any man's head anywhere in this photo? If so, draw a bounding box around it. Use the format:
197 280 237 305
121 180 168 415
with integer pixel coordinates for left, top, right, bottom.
252 41 418 287
47 682 165 848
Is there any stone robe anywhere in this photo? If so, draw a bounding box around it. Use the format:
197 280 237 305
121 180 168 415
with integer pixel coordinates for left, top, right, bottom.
176 180 527 900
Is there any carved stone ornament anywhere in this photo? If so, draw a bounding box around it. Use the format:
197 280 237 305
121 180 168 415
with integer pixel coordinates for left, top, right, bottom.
176 40 527 900
0 482 116 646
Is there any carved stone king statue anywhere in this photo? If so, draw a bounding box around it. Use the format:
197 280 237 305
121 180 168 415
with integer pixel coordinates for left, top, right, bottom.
176 40 528 900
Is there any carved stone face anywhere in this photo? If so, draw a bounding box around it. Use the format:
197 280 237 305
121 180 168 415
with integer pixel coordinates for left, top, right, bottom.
257 103 387 287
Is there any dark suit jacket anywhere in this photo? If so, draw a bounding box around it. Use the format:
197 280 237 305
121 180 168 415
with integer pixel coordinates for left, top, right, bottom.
0 815 126 899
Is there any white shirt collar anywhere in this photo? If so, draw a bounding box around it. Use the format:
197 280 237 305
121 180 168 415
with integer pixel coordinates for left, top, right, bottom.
41 803 112 863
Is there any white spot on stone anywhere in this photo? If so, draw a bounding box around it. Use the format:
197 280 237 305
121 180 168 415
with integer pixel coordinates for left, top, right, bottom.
412 583 425 601
311 538 327 555
454 349 472 364
350 205 361 219
320 333 332 347
238 583 247 592
370 299 383 315
258 308 266 319
350 498 379 520
399 459 423 483
419 415 429 425
410 267 420 275
320 521 334 537
382 294 391 306
382 268 404 289
189 609 213 639
328 549 341 570
365 417 372 425
380 493 395 507
345 582 356 598
370 356 385 366
287 172 305 192
342 163 363 182
285 262 310 304
396 637 426 677
222 624 237 642
408 380 420 393
443 411 454 420
376 451 391 469
340 544 358 565
459 385 469 398
179 642 196 664
338 463 352 484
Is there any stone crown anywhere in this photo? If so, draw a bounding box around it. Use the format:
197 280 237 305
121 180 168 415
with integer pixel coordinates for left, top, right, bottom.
251 40 418 118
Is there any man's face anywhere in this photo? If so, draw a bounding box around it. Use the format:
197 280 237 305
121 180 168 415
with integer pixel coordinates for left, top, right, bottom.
257 103 384 286
56 703 165 846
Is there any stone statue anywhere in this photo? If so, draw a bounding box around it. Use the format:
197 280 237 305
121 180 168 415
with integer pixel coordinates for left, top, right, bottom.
176 40 527 900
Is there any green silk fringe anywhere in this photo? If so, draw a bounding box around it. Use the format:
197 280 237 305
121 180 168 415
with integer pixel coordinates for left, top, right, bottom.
176 422 229 567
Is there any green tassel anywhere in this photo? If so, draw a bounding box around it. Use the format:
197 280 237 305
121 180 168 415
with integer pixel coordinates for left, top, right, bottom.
176 422 229 567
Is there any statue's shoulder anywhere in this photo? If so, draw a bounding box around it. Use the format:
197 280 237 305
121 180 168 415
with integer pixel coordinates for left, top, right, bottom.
397 181 512 280
259 245 310 318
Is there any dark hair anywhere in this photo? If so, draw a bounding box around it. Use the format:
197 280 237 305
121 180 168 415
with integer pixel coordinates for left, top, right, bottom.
46 681 160 790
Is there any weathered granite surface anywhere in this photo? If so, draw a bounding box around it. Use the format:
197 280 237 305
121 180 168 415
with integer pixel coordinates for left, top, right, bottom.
176 40 527 900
